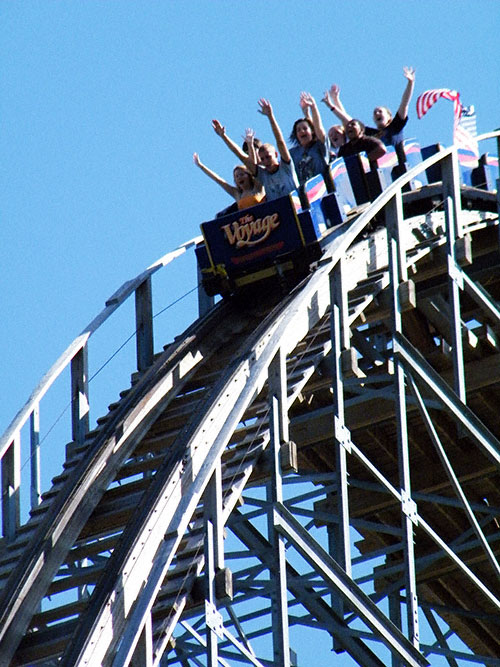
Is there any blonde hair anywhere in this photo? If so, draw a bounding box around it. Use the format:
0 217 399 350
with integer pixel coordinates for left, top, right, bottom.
233 165 256 193
328 124 345 141
374 106 392 124
258 142 276 153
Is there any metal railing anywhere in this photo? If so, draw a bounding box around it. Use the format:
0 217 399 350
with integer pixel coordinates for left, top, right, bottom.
0 236 201 540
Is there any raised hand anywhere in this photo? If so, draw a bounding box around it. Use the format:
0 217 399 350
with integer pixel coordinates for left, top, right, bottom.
403 66 416 82
329 84 341 100
258 98 273 117
211 119 225 137
243 127 255 143
322 90 333 108
324 84 350 124
300 91 315 108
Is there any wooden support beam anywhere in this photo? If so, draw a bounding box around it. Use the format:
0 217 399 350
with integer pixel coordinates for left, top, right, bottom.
135 277 154 372
130 613 153 667
268 350 291 667
71 346 89 447
1 434 20 541
30 406 41 509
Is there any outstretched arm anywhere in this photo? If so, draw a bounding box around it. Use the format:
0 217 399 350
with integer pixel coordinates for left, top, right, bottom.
242 127 258 174
258 98 291 163
322 84 352 126
299 94 312 122
211 119 254 171
193 152 238 199
300 92 326 143
397 66 416 120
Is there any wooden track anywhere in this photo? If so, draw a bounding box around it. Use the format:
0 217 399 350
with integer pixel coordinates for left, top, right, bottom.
1 146 500 666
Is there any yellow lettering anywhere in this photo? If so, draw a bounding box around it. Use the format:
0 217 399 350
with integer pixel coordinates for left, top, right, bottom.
222 212 281 249
221 222 238 245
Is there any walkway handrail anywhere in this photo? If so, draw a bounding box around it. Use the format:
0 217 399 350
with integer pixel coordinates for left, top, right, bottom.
0 236 202 462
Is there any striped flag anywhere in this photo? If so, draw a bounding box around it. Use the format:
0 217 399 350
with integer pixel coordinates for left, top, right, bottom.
416 88 462 126
455 105 479 158
416 89 479 157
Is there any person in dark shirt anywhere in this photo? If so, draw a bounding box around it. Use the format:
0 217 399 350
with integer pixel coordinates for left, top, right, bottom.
338 119 386 164
323 67 416 147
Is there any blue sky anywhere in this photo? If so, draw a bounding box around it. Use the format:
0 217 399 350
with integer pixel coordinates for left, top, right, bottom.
1 2 499 663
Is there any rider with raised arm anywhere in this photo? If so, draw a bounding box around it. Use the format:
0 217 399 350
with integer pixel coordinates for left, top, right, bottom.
245 98 298 201
211 119 263 169
289 92 330 184
338 119 386 165
323 67 416 147
193 149 265 211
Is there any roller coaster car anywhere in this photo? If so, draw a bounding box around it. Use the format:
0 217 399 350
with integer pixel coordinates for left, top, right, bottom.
195 139 430 297
421 144 499 191
196 154 365 297
472 153 499 190
196 191 331 297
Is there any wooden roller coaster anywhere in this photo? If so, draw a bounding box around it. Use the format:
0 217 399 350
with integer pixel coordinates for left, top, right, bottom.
0 136 499 666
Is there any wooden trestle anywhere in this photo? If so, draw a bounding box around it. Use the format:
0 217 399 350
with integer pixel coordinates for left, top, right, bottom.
0 145 499 666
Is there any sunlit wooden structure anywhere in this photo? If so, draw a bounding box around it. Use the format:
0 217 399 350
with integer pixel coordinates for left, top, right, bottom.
0 134 499 666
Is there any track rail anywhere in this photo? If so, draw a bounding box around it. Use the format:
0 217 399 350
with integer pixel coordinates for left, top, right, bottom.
62 150 471 666
1 139 500 666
